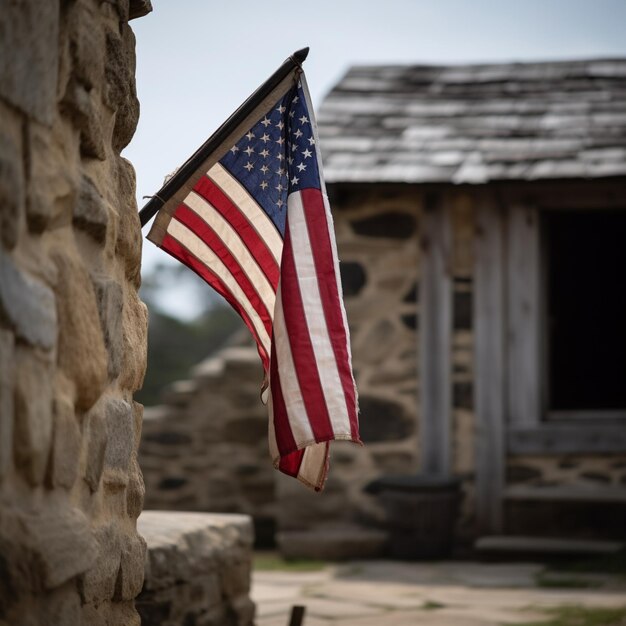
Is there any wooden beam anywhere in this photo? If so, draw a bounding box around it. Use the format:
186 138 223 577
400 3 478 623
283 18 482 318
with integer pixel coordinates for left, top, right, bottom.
419 193 452 475
507 204 542 427
508 424 626 454
474 196 505 533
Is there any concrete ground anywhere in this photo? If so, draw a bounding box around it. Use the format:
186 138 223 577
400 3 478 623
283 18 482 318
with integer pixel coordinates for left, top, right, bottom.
252 559 626 626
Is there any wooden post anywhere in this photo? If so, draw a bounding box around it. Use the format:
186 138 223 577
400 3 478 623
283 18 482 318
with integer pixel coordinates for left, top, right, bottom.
419 193 452 476
507 204 541 427
474 196 505 533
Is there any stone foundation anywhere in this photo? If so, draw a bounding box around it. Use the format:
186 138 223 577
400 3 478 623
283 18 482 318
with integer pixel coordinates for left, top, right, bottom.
137 511 255 626
0 0 149 623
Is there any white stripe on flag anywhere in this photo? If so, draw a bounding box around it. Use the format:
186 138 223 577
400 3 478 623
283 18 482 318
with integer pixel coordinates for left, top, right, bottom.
298 443 328 486
167 218 272 358
208 163 284 265
184 190 276 318
271 281 316 445
286 191 353 436
300 74 358 417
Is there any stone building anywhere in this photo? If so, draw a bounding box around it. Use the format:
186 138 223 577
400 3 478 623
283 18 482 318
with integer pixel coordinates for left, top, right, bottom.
140 59 626 554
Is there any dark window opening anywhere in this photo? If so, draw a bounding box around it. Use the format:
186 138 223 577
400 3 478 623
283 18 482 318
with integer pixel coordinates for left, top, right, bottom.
544 210 626 412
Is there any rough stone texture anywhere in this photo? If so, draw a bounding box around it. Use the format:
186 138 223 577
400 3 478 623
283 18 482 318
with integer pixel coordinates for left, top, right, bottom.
0 1 59 124
0 247 57 350
140 345 278 544
84 400 109 493
0 330 14 479
73 174 108 242
0 1 149 623
47 393 81 490
13 347 54 486
137 511 255 626
0 102 25 249
52 247 109 412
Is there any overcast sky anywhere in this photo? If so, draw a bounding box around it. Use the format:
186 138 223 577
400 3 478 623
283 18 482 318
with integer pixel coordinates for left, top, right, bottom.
124 0 626 318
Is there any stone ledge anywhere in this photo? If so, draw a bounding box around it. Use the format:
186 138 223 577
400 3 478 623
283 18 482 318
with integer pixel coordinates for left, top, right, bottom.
137 511 255 626
278 524 388 561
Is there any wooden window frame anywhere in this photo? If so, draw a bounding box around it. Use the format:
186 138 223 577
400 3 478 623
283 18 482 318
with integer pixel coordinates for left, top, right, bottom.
505 202 626 455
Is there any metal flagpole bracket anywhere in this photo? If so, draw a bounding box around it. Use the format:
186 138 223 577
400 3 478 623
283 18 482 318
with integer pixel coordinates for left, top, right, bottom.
138 47 310 228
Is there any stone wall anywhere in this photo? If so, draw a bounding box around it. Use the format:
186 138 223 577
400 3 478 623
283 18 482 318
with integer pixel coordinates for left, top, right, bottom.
137 511 255 626
0 1 149 623
140 343 277 545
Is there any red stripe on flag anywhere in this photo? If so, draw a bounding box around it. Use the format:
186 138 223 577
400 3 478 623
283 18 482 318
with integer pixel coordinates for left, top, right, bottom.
194 176 280 289
300 188 360 441
161 232 270 371
280 218 335 443
269 335 305 476
269 332 298 455
174 204 273 339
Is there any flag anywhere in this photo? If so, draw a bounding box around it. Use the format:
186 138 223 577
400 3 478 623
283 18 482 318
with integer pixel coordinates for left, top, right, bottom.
146 65 360 491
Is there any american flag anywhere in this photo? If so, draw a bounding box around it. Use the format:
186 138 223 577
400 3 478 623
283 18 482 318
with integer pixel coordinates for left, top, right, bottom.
147 72 360 490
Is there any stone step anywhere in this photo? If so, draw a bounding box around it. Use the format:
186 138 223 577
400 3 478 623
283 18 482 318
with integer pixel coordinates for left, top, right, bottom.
504 484 626 503
475 535 625 557
277 525 388 561
137 511 255 625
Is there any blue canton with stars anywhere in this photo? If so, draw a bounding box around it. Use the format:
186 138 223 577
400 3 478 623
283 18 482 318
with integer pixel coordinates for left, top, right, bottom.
219 81 320 236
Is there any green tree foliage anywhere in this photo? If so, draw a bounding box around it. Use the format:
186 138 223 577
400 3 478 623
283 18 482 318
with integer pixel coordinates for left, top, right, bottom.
136 263 243 406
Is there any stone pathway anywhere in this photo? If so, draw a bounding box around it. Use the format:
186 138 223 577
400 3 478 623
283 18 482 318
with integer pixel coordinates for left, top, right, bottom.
252 559 626 625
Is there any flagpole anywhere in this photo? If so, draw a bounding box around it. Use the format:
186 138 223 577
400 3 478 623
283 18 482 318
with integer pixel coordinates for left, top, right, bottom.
138 47 310 227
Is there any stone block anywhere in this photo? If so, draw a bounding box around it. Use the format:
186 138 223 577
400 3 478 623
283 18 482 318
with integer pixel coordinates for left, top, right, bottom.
138 511 253 593
92 276 123 379
351 211 416 239
0 249 57 350
40 583 81 626
129 0 153 20
61 78 106 160
105 26 139 151
132 401 143 449
119 288 147 393
126 456 145 519
66 0 105 90
0 0 59 124
26 121 78 233
84 402 108 492
0 505 96 592
73 175 108 243
114 533 146 600
14 348 54 486
79 523 121 604
0 329 14 479
224 416 267 445
52 248 108 411
46 393 80 490
103 398 134 486
358 395 414 442
81 604 108 626
0 102 24 249
108 602 141 626
115 158 142 286
339 260 367 297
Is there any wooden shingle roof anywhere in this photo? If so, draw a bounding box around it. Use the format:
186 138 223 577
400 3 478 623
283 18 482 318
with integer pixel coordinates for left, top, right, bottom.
317 59 626 184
